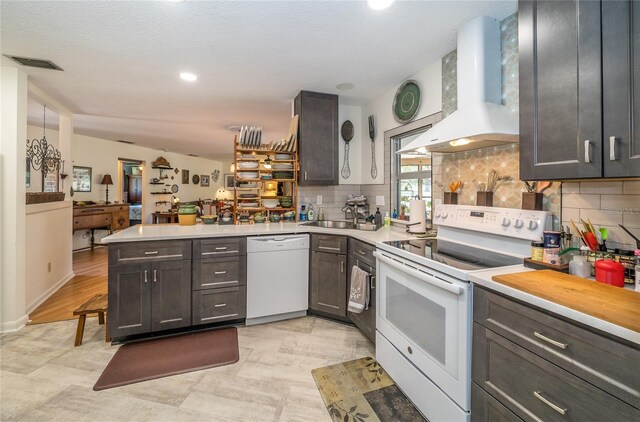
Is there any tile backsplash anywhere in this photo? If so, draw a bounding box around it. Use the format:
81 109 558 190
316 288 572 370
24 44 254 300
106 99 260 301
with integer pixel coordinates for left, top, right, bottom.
298 185 362 221
561 180 640 251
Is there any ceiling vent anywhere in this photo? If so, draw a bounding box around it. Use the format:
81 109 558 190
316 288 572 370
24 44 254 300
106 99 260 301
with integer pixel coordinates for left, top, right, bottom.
4 55 63 71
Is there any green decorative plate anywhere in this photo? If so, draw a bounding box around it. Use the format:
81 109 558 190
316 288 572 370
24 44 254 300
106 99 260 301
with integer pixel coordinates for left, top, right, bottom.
392 80 421 123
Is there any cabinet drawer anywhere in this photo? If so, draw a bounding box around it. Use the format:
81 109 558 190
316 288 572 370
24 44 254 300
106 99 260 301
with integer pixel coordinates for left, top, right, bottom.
192 286 246 325
109 240 192 265
474 287 640 408
348 238 375 267
194 237 246 258
473 324 640 422
472 382 522 422
311 234 347 254
192 256 246 290
74 213 112 230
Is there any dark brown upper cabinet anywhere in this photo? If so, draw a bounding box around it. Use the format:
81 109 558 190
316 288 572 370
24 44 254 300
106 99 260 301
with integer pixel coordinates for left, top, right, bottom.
519 0 603 180
602 0 640 177
294 91 339 185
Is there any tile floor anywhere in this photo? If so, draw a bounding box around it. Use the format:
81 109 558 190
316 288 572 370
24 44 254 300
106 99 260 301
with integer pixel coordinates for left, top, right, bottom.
1 316 374 421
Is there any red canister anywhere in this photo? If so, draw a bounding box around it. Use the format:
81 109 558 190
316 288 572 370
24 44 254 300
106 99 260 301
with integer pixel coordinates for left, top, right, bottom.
594 260 625 287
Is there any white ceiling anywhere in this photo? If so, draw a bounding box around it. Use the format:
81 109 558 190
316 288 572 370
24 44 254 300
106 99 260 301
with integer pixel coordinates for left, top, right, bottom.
2 0 516 160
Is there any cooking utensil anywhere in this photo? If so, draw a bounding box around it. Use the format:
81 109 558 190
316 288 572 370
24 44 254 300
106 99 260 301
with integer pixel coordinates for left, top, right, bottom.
535 181 552 193
570 218 588 247
449 180 462 192
618 224 640 248
369 115 378 179
585 232 599 251
340 120 354 179
523 181 537 193
473 179 486 192
493 175 514 192
599 227 608 250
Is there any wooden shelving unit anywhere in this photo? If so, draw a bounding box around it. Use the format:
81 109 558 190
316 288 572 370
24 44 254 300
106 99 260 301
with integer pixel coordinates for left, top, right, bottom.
232 136 298 223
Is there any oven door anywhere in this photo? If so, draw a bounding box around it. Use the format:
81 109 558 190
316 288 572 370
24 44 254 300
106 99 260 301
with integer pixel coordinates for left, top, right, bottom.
374 250 471 410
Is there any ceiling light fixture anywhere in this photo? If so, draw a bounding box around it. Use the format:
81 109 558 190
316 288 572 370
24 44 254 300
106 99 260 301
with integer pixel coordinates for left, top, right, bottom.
336 83 354 91
179 72 197 82
367 0 395 11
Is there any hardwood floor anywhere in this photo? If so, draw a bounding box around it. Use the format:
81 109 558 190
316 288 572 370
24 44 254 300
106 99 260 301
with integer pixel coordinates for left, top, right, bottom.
28 247 108 325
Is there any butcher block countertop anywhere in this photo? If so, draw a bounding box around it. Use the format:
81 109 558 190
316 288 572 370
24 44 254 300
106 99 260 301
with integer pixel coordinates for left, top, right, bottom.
469 265 640 346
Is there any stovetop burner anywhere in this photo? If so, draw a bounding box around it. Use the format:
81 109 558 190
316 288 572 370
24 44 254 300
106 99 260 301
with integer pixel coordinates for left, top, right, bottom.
383 238 522 271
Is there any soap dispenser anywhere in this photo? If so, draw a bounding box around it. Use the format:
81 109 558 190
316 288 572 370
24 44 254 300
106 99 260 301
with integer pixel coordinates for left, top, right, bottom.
374 207 383 226
307 203 315 221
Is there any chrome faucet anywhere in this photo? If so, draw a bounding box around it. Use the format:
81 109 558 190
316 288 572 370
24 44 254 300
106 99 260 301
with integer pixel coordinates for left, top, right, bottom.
341 205 358 224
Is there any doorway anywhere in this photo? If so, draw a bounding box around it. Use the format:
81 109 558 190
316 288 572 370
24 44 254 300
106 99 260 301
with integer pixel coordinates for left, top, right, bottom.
119 159 144 226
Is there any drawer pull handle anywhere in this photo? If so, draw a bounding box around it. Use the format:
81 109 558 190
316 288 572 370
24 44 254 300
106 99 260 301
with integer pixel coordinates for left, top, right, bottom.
358 250 367 255
214 303 227 308
584 140 591 163
202 250 238 255
534 391 567 415
534 331 568 349
318 246 341 252
145 251 159 255
214 271 227 275
370 275 376 289
609 136 617 161
215 247 227 250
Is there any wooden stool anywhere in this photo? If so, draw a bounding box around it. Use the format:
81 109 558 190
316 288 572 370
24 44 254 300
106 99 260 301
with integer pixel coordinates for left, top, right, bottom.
73 294 110 346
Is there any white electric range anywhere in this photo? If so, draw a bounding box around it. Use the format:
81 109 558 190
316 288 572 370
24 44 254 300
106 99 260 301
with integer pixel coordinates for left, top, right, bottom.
374 204 551 421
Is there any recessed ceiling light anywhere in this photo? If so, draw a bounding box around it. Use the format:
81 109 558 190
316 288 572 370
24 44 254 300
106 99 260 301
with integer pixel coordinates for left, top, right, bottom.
179 72 197 82
336 83 354 91
367 0 395 11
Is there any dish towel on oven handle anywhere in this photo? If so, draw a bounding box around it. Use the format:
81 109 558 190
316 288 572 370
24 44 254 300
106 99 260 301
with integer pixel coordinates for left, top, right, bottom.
348 266 370 314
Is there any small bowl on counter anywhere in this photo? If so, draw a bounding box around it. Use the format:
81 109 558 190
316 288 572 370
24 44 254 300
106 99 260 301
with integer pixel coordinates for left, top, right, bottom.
200 215 218 224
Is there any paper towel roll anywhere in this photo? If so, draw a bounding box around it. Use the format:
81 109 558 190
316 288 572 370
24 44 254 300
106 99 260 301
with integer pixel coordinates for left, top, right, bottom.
409 199 426 233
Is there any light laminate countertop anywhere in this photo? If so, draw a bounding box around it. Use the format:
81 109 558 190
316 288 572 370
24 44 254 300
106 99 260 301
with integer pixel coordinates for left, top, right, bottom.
469 265 640 346
101 221 415 245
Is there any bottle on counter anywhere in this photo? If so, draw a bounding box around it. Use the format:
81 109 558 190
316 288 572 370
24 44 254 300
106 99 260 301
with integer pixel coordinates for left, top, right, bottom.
307 203 315 221
635 249 640 292
569 255 590 278
318 207 325 221
392 208 398 219
384 211 391 226
300 205 307 221
530 241 544 262
375 207 383 226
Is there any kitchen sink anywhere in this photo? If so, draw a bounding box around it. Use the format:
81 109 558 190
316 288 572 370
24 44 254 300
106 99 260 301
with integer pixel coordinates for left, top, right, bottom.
302 220 381 231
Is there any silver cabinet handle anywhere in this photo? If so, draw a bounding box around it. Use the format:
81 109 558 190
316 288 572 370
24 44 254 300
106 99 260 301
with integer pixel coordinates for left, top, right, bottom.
533 391 567 415
340 260 345 273
318 246 341 252
214 271 227 275
534 331 568 349
370 275 376 290
584 140 591 163
153 269 157 282
144 270 148 283
145 251 158 255
304 171 308 180
215 247 227 250
609 136 617 161
202 250 238 255
358 250 367 256
214 303 226 308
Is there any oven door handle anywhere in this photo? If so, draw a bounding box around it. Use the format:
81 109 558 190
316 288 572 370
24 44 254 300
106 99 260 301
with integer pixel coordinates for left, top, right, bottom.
373 252 463 295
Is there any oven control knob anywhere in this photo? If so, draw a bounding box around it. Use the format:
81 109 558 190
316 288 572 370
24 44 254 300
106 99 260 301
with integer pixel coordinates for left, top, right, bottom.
514 219 524 229
435 210 441 218
501 217 511 227
441 211 448 219
528 220 538 231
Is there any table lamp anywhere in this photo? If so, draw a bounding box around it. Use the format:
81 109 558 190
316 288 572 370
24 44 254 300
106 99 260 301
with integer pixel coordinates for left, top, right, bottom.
100 174 113 203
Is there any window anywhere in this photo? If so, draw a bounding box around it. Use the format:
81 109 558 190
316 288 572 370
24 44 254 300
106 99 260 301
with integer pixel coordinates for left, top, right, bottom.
392 134 432 221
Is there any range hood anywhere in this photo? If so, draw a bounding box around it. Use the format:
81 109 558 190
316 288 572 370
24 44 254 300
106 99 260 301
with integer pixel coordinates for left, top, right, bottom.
399 16 518 154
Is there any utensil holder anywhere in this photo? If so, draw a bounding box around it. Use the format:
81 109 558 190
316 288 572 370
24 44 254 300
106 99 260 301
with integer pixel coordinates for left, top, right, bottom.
443 192 458 204
522 192 543 210
476 192 493 207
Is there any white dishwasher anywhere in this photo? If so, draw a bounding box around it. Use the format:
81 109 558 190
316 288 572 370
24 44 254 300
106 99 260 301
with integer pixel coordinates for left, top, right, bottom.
246 234 309 325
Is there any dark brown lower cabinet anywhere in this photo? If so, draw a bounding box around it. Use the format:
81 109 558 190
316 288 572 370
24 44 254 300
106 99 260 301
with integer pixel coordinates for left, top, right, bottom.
472 286 640 422
347 238 376 343
108 259 191 339
192 286 247 325
309 250 347 318
471 382 522 422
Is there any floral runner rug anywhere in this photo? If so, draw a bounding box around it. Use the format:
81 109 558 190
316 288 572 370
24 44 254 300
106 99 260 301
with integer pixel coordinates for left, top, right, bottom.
312 356 427 422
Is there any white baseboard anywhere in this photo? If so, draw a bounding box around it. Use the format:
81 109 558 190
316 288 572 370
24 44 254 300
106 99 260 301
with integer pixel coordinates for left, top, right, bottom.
0 314 29 333
25 271 75 315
